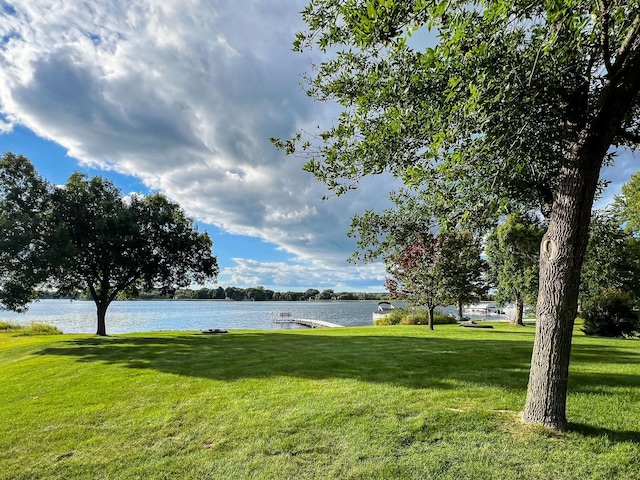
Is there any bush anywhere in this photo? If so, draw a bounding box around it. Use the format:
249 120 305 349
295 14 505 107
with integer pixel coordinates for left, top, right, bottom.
374 309 404 326
581 290 640 338
13 323 63 336
374 308 457 326
0 321 22 331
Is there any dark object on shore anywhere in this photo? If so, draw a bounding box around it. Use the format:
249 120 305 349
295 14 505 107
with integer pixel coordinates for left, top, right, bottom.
201 328 228 334
459 320 493 329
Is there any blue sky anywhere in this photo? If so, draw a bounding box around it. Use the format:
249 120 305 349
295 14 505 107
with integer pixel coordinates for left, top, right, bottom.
0 1 637 293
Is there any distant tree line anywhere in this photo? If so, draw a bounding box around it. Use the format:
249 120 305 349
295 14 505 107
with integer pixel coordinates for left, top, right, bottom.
54 286 390 302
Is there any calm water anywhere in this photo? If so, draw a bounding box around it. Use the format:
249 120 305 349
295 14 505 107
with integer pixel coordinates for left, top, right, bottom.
0 299 407 334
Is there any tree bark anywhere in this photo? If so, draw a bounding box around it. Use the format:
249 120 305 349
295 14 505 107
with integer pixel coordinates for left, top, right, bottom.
511 293 525 326
457 300 463 321
96 301 108 336
522 140 605 431
427 305 435 331
522 36 640 429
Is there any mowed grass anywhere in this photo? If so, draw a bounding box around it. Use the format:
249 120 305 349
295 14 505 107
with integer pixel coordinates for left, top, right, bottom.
1 323 639 479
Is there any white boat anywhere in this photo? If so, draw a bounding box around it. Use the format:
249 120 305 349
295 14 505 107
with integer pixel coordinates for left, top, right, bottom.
463 302 505 316
372 301 395 321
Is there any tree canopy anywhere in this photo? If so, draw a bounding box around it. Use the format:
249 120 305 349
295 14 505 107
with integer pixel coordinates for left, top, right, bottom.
580 210 640 307
486 213 545 325
0 153 53 312
280 1 640 431
385 228 485 329
0 153 219 335
613 169 640 235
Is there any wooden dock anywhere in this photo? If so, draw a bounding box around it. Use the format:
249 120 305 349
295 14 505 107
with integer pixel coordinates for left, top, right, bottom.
272 312 344 328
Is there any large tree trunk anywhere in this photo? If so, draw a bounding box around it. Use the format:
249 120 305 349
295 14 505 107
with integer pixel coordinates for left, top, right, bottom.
427 305 435 331
522 143 604 431
96 304 108 337
511 293 525 326
96 301 109 336
522 37 640 429
457 299 464 321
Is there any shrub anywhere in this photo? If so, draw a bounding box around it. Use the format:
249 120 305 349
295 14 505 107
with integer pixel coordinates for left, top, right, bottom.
581 290 640 338
374 309 404 326
13 323 63 336
374 308 457 326
0 321 22 331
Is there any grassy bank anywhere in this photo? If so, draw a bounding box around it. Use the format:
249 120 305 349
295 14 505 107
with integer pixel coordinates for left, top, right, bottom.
1 324 639 479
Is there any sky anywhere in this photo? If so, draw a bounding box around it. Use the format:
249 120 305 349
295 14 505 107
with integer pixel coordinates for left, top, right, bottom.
0 0 637 293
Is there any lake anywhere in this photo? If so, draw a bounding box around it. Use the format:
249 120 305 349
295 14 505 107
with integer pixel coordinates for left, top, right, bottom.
0 299 409 334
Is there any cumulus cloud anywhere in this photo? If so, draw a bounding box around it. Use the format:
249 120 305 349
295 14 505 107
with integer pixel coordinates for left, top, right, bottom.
220 258 388 292
0 0 397 286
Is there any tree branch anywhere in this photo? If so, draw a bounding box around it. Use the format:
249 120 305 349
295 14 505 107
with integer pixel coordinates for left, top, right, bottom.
610 14 640 76
618 128 640 144
600 0 613 73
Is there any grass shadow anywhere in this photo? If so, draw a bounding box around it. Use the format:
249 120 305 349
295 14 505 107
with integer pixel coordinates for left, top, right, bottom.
33 330 640 443
37 332 534 391
35 330 640 392
568 423 640 444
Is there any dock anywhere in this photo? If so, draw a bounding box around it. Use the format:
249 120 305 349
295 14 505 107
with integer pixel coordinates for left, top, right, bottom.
271 312 344 328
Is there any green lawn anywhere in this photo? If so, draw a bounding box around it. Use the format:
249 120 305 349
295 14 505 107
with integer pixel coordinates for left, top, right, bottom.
1 323 639 479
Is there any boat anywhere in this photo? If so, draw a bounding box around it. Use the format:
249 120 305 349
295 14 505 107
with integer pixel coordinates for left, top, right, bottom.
372 301 395 322
463 302 505 316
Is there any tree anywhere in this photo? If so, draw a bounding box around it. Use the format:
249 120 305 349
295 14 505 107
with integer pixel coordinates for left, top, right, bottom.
319 289 335 300
349 190 486 321
304 288 321 300
0 153 53 312
279 2 640 430
225 286 246 301
437 230 488 320
51 173 218 336
196 288 213 299
385 228 484 329
1 155 218 335
613 170 640 235
581 289 640 337
385 234 444 330
580 211 640 307
486 214 545 326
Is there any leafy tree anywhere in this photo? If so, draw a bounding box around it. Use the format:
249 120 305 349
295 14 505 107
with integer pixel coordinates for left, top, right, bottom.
385 229 483 329
613 170 640 235
1 155 218 335
580 211 640 307
319 289 335 300
437 230 488 320
581 289 640 338
279 1 640 431
196 288 213 299
486 214 545 326
350 190 486 321
225 286 246 301
246 286 274 301
0 153 53 312
304 288 321 300
385 234 445 330
214 286 227 299
51 173 218 336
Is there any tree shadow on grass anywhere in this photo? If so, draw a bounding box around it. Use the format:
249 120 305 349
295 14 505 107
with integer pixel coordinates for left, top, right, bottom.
38 332 533 391
568 423 640 444
35 331 640 442
35 331 640 393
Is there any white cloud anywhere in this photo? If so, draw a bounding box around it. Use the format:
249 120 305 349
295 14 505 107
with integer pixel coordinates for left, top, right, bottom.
0 0 397 283
219 258 387 292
